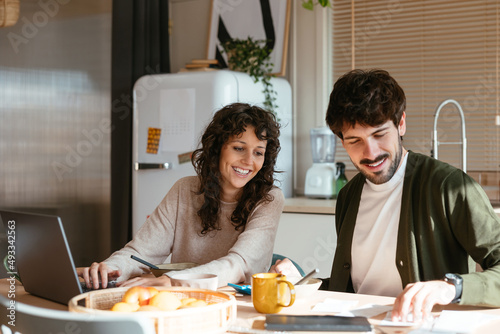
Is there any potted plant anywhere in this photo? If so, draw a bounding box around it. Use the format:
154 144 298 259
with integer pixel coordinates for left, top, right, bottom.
302 0 331 10
221 37 277 114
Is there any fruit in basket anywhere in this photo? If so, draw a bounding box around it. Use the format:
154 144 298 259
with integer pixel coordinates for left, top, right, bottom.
110 286 209 312
146 286 159 298
181 299 208 308
110 301 140 312
180 297 198 307
149 291 182 311
122 286 158 306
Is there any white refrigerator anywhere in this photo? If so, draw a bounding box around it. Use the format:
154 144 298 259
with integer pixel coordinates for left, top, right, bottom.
132 70 292 234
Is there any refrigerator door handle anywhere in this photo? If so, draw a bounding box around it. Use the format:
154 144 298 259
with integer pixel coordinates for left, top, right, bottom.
134 162 171 171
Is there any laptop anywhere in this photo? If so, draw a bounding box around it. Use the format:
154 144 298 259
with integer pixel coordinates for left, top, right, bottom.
0 210 114 305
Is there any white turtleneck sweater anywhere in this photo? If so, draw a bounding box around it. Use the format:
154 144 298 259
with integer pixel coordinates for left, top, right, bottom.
351 153 408 297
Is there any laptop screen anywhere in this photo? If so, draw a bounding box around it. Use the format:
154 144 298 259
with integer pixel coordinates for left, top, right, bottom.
0 210 83 305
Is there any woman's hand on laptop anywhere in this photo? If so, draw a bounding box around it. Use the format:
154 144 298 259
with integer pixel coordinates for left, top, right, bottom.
77 262 121 290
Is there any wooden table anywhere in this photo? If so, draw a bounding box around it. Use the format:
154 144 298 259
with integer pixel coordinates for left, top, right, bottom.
3 279 500 333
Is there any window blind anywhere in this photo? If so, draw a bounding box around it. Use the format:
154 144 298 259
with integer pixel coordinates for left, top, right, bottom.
331 0 500 172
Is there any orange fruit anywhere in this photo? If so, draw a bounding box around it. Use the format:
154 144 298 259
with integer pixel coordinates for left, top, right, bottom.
110 302 140 312
183 300 207 308
148 291 182 311
146 287 159 299
122 286 153 306
180 297 198 307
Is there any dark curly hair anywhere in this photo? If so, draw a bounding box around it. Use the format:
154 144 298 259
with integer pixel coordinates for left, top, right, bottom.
191 103 281 235
325 69 406 139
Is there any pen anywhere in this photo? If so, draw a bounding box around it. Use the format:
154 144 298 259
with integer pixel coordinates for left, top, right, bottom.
130 255 159 269
295 268 319 285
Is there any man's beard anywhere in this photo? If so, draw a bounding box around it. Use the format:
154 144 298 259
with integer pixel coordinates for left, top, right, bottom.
352 138 404 185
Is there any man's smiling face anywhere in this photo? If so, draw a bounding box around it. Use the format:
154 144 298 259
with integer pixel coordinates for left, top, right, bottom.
341 113 407 184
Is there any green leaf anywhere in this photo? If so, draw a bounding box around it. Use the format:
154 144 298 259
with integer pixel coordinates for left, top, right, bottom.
318 0 330 7
302 0 314 10
220 37 278 114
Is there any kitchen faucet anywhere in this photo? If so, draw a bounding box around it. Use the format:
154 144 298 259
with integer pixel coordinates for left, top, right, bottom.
432 99 467 173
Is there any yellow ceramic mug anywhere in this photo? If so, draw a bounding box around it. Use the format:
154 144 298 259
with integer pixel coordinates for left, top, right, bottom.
251 273 296 314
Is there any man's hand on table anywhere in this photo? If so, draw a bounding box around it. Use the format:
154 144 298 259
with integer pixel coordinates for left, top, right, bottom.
392 280 455 322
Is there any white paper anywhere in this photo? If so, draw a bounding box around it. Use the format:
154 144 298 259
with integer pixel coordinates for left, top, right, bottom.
338 304 392 318
432 310 500 333
379 310 500 332
159 88 196 152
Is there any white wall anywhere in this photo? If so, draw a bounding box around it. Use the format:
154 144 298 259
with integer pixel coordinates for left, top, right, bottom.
289 4 332 195
169 0 211 73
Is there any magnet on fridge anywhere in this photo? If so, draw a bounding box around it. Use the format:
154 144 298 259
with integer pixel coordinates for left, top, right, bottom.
178 151 193 164
146 127 162 154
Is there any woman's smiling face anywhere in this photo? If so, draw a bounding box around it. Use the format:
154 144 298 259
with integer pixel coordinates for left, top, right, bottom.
218 125 267 202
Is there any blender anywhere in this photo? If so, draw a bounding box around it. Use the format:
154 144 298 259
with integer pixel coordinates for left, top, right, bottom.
304 127 337 198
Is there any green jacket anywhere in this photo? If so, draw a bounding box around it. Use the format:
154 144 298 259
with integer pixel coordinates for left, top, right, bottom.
326 151 500 306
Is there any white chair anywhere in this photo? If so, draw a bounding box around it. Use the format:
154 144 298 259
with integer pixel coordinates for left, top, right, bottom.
0 294 155 334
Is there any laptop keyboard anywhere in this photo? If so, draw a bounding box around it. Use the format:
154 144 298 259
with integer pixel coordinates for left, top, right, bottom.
80 280 117 293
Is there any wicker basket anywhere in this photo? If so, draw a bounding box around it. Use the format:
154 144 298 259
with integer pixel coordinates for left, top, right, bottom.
68 287 237 334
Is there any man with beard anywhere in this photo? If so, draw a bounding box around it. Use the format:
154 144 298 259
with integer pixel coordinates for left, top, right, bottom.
272 69 500 323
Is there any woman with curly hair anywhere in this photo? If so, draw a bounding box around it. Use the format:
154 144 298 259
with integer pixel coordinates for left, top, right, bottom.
78 103 285 288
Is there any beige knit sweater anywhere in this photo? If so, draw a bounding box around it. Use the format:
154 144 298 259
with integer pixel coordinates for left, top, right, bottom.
105 176 285 286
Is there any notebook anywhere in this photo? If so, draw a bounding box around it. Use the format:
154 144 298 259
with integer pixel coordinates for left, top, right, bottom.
0 210 114 305
265 314 373 332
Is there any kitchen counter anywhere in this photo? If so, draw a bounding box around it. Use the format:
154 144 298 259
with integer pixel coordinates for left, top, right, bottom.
283 196 336 215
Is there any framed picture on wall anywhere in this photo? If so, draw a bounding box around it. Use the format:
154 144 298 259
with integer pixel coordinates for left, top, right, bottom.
206 0 291 76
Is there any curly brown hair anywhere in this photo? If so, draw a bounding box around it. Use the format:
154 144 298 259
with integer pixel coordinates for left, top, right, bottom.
191 103 281 235
325 69 406 139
